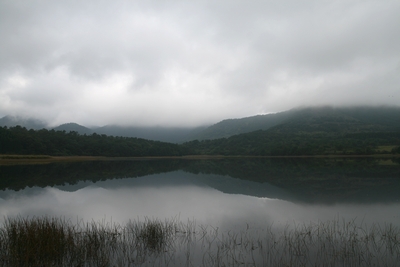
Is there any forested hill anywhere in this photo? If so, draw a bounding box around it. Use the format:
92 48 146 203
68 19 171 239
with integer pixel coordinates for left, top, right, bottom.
266 106 400 134
92 125 206 143
192 106 400 140
1 106 400 157
183 130 400 156
183 106 400 156
0 126 191 157
53 123 93 135
189 111 293 140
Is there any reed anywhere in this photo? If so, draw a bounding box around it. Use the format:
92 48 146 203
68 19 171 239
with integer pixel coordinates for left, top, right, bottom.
0 216 398 266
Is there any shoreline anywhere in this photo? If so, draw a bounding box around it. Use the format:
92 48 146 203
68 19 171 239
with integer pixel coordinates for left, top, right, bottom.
1 153 399 165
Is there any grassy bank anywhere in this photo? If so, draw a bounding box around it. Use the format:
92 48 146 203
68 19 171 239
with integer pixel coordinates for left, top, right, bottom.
0 217 399 266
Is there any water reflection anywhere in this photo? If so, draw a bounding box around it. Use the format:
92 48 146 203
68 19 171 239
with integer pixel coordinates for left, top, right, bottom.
1 158 400 203
1 170 399 229
1 159 400 266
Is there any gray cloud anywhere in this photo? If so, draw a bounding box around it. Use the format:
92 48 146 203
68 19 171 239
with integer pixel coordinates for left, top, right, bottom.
0 0 399 127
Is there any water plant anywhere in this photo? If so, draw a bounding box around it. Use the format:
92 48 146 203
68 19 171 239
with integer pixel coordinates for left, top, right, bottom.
0 216 398 266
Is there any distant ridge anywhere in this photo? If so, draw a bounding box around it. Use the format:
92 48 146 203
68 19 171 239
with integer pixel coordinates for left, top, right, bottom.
0 115 47 130
265 106 400 134
191 106 400 140
52 123 93 135
182 106 400 156
190 111 294 140
92 125 207 143
2 105 400 143
0 114 206 143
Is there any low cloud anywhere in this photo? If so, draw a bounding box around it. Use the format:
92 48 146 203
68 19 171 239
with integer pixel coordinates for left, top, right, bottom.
0 0 399 127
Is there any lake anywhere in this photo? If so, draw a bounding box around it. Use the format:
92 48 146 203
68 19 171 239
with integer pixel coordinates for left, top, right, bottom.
1 157 399 266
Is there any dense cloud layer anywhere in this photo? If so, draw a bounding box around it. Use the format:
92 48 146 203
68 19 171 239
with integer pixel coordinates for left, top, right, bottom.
0 0 399 127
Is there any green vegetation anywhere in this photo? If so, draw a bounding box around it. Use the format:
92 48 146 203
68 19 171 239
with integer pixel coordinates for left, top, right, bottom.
52 123 93 135
392 146 400 154
0 217 182 267
183 131 400 156
2 125 399 157
0 216 399 266
192 106 400 140
182 106 400 156
2 106 400 157
0 126 192 157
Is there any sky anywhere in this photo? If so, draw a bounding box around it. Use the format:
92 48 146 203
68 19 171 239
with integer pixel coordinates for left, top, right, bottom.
0 0 399 127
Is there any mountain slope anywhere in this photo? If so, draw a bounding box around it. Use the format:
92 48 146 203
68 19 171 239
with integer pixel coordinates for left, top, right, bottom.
267 106 400 134
52 123 93 135
0 115 206 143
183 106 400 156
190 106 400 140
93 125 207 143
0 126 190 156
0 116 47 130
189 111 294 140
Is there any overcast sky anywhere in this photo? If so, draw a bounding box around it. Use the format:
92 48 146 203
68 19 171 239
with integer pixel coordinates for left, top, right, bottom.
0 0 399 127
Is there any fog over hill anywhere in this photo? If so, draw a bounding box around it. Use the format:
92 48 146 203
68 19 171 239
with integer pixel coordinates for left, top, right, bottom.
52 123 93 135
2 105 400 143
182 106 400 156
91 125 207 143
1 1 399 127
0 116 47 130
2 106 400 157
0 115 207 143
190 106 400 140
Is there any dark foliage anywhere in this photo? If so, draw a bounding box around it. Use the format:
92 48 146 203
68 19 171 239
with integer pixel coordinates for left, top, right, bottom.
182 106 400 156
183 131 400 156
191 106 400 140
2 106 400 157
0 126 192 157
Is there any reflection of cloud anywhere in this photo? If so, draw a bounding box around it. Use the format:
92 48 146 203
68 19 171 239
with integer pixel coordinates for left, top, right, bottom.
0 0 399 126
1 181 399 230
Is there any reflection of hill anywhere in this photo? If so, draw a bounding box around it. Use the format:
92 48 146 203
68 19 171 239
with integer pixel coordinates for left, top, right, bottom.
53 171 294 202
182 158 400 203
0 160 184 191
1 158 399 203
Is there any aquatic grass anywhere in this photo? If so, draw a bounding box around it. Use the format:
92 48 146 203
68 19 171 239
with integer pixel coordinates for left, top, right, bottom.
0 217 76 266
0 216 399 266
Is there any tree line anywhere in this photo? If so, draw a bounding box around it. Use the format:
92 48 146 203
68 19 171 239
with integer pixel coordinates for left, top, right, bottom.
0 126 191 157
1 125 400 157
182 131 400 156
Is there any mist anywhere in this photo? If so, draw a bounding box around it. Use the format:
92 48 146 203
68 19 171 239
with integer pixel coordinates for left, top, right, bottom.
0 0 399 127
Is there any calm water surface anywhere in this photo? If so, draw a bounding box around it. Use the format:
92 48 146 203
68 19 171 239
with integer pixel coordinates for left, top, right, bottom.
1 158 399 229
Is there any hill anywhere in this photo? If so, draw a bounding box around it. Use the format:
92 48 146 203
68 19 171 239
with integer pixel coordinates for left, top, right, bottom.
267 106 400 134
191 106 400 140
189 111 293 140
0 115 206 143
0 126 191 157
2 106 400 156
52 123 93 135
93 125 206 143
0 116 47 130
183 106 400 156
